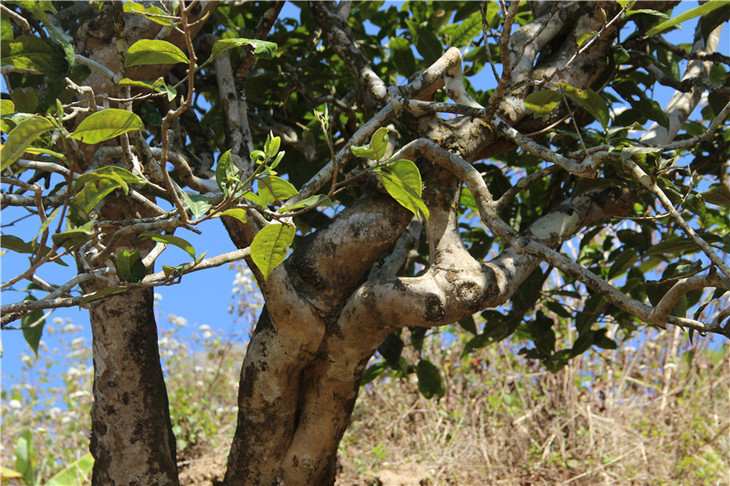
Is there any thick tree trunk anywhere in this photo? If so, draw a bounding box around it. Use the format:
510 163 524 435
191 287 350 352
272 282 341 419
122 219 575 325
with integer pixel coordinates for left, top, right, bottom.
87 287 179 486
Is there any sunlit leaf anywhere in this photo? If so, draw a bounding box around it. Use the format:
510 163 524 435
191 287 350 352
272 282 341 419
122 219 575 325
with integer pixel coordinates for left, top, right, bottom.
442 11 482 47
215 150 238 195
79 287 129 305
577 31 598 47
125 39 189 67
207 38 278 64
351 127 390 161
181 192 212 220
250 223 295 281
45 453 94 486
264 132 281 159
1 115 55 170
69 109 145 144
123 2 177 26
258 176 299 204
277 194 331 213
375 159 430 221
115 248 147 283
15 430 35 486
646 1 730 36
1 35 55 71
139 233 196 260
557 83 610 129
524 90 561 118
217 208 248 223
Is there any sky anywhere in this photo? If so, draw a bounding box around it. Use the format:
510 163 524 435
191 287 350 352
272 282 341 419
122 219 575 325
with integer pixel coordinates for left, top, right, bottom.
2 2 729 396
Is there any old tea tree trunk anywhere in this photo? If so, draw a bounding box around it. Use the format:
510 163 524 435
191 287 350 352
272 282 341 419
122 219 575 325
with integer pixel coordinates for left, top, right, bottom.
1 2 728 485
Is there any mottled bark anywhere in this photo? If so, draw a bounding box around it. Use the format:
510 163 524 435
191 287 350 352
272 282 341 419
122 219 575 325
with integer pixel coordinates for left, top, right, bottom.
87 287 179 486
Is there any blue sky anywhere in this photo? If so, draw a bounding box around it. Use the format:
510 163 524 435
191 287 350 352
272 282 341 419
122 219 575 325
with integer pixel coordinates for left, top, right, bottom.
2 2 729 392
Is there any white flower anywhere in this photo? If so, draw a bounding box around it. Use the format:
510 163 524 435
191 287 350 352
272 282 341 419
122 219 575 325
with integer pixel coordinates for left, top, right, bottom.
198 324 211 332
9 399 22 409
66 366 81 377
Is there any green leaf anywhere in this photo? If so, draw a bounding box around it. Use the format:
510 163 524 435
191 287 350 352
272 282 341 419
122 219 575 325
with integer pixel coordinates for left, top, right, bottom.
646 236 700 256
75 166 142 195
647 281 687 316
375 159 430 221
1 467 24 480
1 35 55 71
0 99 16 133
406 20 443 64
45 453 94 486
458 315 478 334
625 9 670 19
15 430 35 486
264 132 281 159
608 249 638 280
442 11 482 47
378 333 404 368
123 2 177 26
217 208 248 223
702 184 730 207
124 39 189 67
215 150 238 195
1 13 12 42
207 38 278 64
258 176 299 204
25 2 75 66
119 77 177 101
390 36 416 76
524 90 561 118
21 297 45 356
557 83 610 129
351 127 390 161
646 1 730 36
577 31 599 47
277 194 331 213
69 109 145 144
1 234 33 254
36 207 61 240
1 115 55 170
180 192 212 220
360 362 388 386
51 222 94 249
139 233 196 260
115 248 147 283
370 127 390 161
79 287 129 304
350 144 377 159
685 194 706 223
416 359 445 399
250 223 295 281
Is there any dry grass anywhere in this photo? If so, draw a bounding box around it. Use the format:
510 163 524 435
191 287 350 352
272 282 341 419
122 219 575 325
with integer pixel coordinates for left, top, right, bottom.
337 328 730 486
3 319 729 486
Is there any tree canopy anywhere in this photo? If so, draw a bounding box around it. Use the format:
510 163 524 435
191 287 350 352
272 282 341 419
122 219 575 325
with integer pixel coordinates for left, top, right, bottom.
1 1 729 484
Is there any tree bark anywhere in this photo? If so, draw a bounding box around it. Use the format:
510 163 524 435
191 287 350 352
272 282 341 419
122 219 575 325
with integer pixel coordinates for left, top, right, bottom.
87 286 179 486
